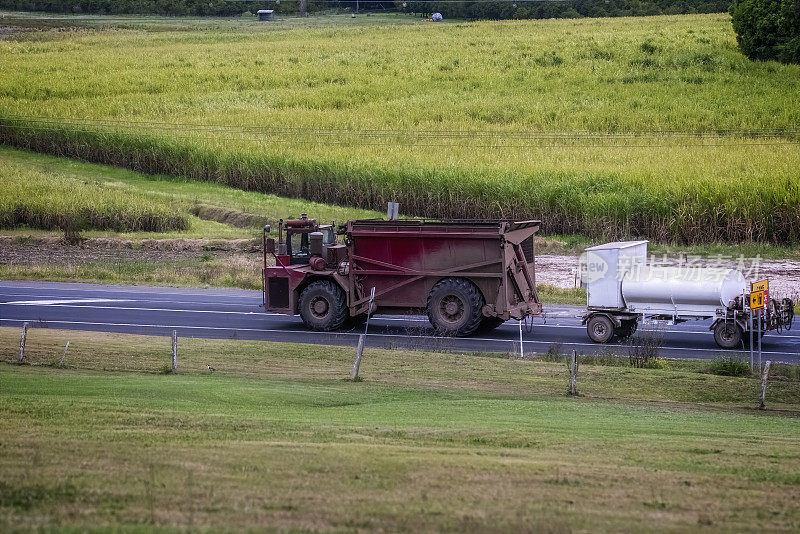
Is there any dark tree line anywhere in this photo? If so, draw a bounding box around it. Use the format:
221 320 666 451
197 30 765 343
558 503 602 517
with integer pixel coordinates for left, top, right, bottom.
398 0 730 19
1 0 729 17
730 0 799 63
0 0 329 15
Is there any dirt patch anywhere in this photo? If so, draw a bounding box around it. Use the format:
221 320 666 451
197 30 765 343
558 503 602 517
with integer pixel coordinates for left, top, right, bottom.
189 205 270 229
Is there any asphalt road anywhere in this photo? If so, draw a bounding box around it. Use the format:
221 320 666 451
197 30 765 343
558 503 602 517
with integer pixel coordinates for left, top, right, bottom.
2 281 799 362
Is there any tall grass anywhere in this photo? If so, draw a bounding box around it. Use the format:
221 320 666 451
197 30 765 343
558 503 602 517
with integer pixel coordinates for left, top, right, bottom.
0 157 188 233
1 13 799 243
0 145 383 238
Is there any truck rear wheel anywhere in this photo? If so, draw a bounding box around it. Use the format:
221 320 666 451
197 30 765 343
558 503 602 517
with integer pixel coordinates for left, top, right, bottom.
714 321 743 349
299 280 348 331
427 278 485 336
587 315 614 343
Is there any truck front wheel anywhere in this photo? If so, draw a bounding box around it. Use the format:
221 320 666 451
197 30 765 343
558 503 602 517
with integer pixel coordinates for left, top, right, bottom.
714 321 743 349
299 280 348 331
427 278 485 336
587 315 614 343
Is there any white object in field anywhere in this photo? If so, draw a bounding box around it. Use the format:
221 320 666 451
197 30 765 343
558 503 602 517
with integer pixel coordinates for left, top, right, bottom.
622 267 746 316
257 9 274 21
581 241 648 308
432 12 443 21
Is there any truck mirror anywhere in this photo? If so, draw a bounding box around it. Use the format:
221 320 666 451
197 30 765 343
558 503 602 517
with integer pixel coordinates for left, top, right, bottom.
265 238 276 254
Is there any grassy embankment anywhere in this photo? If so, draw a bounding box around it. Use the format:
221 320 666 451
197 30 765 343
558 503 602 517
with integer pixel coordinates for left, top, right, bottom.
0 144 380 240
1 327 799 531
1 13 799 244
0 145 383 290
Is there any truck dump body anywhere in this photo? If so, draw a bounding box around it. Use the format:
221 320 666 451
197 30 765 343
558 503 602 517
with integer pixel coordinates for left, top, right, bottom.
346 220 541 320
262 217 542 336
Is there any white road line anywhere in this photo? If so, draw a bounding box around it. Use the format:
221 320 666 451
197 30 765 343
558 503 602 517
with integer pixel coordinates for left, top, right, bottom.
4 302 800 341
1 318 796 357
4 298 134 305
1 303 263 315
0 284 255 298
0 293 255 308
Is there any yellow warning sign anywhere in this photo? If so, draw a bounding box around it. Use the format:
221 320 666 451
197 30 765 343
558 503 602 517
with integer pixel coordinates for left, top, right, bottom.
750 290 765 310
753 280 769 293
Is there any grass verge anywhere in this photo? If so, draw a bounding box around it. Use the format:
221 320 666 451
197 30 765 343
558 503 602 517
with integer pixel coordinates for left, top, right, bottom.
0 147 188 233
0 145 381 239
1 327 799 531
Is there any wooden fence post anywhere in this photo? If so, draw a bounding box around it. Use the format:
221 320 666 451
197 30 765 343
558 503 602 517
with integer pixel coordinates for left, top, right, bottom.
59 341 70 367
18 323 29 363
171 330 178 374
759 360 771 410
352 334 365 380
568 350 579 396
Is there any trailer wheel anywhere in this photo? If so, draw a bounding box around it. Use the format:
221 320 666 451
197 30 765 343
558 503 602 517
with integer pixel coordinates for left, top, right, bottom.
587 315 614 343
713 321 743 349
427 278 485 336
299 280 348 331
476 316 505 333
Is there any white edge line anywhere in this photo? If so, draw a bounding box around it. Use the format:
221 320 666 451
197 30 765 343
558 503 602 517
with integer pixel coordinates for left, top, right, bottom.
0 318 796 357
3 303 800 341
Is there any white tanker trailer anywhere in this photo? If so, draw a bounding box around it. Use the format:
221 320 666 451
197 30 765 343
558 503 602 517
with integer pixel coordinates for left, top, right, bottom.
580 241 794 349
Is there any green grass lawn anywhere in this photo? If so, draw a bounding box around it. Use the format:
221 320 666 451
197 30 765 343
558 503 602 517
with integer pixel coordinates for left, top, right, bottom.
1 328 799 531
1 12 799 244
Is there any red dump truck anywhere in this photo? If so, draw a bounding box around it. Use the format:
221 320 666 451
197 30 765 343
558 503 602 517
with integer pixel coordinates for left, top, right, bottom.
262 216 542 336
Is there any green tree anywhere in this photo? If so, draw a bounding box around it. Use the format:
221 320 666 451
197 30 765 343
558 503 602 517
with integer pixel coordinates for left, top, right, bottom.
730 0 800 63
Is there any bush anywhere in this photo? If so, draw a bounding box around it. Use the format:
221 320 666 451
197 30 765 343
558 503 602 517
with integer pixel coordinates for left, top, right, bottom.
706 355 751 376
730 0 800 63
770 362 800 380
626 329 664 368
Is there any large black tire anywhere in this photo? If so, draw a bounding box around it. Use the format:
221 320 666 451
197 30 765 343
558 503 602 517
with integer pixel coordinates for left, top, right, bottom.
299 280 348 331
476 316 506 333
714 321 743 349
427 278 485 337
587 315 614 343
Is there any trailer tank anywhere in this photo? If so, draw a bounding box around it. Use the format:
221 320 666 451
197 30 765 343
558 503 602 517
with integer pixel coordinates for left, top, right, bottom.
622 267 746 316
581 241 793 348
